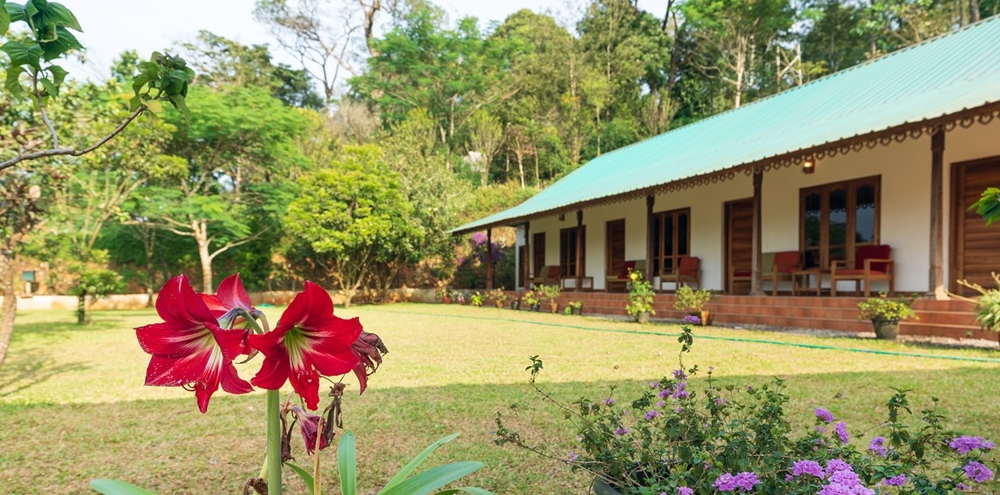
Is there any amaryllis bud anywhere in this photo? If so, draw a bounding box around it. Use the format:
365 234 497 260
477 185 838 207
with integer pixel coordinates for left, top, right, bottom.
291 405 329 455
351 331 388 394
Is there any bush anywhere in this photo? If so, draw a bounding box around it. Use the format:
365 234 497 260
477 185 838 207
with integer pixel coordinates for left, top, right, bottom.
496 324 998 495
857 293 918 322
626 271 655 317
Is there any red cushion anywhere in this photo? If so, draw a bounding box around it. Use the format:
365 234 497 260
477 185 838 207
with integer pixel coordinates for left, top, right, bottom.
546 266 561 279
619 260 636 279
773 251 801 273
732 270 752 278
678 256 699 277
855 245 891 272
836 268 887 276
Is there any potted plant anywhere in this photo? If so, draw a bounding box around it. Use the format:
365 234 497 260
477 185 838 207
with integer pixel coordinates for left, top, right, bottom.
523 290 540 311
438 286 452 304
471 291 484 307
672 285 713 325
954 273 1000 345
511 293 522 310
857 292 918 340
538 284 562 313
625 270 655 324
565 301 583 316
486 287 507 309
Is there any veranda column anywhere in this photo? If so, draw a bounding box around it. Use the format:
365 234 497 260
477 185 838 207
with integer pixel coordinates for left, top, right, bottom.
929 127 946 298
750 169 766 296
646 195 654 283
576 209 584 290
523 222 531 289
486 228 494 290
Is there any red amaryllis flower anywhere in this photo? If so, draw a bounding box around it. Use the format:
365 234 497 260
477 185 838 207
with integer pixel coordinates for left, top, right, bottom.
351 331 388 394
248 281 361 410
291 405 329 455
135 275 253 413
200 273 259 354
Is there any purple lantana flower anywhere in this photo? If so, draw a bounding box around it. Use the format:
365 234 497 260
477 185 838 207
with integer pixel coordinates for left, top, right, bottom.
815 407 834 423
792 460 825 479
950 436 996 455
645 410 660 420
603 397 616 406
567 451 578 462
882 475 906 487
677 488 694 495
964 461 993 483
868 436 887 457
614 426 629 436
684 315 701 325
714 472 760 492
834 421 849 445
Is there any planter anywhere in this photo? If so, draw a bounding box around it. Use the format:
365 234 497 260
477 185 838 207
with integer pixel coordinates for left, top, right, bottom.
531 303 541 312
592 477 621 495
495 300 504 309
872 318 900 340
635 311 650 324
573 305 583 316
700 310 713 326
549 302 558 314
511 300 520 310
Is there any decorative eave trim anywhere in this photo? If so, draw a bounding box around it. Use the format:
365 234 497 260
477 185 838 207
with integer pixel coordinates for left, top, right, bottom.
451 101 1000 235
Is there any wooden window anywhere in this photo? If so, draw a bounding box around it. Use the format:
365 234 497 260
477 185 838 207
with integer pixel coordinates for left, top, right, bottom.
651 208 691 276
800 176 880 269
559 227 586 277
532 232 546 276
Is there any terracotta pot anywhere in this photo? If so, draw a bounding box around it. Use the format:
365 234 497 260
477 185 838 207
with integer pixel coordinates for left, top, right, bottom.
550 302 558 313
636 311 650 324
495 300 504 309
872 318 900 340
700 310 714 326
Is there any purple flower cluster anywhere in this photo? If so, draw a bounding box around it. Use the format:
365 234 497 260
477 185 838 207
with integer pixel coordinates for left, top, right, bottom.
882 475 906 487
683 315 701 325
714 472 760 492
834 421 850 445
659 381 689 400
603 397 616 406
614 426 629 436
676 488 694 495
815 407 835 423
817 461 875 495
645 409 660 420
963 461 993 483
791 460 825 479
567 451 579 462
673 368 688 380
868 436 887 457
949 436 996 455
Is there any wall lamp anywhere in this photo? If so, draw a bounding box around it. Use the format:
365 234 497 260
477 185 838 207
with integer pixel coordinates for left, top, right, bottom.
802 157 816 174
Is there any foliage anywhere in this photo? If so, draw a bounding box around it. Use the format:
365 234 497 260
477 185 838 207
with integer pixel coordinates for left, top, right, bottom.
537 284 561 304
471 291 484 307
857 293 918 322
68 265 123 324
485 287 507 305
672 285 713 313
564 301 583 315
522 290 539 307
970 187 1000 226
496 322 999 495
625 270 655 317
453 231 508 289
956 273 1000 333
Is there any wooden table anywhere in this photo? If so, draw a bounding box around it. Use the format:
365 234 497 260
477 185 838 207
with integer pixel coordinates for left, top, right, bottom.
791 269 822 296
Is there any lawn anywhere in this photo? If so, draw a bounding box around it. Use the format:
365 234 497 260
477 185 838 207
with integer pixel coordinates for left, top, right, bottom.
2 304 1000 495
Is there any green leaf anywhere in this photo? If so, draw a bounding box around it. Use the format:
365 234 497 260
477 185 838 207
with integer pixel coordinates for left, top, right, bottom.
338 431 358 495
6 2 26 23
380 433 461 493
46 63 66 85
167 94 190 118
434 488 495 495
2 40 42 68
39 76 57 96
0 2 10 35
40 25 82 61
4 65 23 95
43 2 81 31
378 462 485 495
89 479 157 495
285 462 316 494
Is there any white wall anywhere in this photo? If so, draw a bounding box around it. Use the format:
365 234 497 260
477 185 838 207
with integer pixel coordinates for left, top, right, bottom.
508 118 1000 293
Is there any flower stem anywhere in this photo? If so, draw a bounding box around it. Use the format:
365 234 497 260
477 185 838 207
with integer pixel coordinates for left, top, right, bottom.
267 389 282 495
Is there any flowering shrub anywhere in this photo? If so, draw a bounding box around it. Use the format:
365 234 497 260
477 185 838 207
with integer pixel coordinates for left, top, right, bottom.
626 270 656 318
672 285 713 313
495 323 998 495
857 293 918 322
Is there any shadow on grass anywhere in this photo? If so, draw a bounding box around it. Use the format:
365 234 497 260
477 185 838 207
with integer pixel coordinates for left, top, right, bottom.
3 365 1000 495
0 345 88 399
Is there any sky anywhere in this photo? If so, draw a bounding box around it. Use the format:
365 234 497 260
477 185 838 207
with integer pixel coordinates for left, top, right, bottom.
61 0 671 81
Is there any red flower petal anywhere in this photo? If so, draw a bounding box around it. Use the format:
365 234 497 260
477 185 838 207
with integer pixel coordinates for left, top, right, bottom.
216 273 253 311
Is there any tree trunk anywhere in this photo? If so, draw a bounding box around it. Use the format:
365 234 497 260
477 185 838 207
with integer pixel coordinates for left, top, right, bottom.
0 250 17 370
144 229 156 308
193 220 214 292
76 294 87 325
517 154 525 189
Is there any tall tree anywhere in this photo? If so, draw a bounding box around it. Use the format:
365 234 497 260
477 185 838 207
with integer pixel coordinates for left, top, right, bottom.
466 110 503 187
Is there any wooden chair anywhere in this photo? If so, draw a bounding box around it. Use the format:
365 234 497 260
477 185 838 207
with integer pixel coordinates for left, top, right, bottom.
830 245 894 297
606 260 645 292
729 252 773 294
661 256 701 291
767 251 801 296
531 265 561 289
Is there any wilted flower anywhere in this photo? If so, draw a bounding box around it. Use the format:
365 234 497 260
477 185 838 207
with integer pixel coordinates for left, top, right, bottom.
291 405 329 455
350 330 387 394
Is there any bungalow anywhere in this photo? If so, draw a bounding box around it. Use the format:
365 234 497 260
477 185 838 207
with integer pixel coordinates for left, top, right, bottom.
453 17 1000 339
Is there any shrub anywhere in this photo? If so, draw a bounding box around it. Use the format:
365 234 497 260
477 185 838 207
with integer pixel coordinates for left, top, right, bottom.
672 285 712 313
857 293 918 322
626 271 655 317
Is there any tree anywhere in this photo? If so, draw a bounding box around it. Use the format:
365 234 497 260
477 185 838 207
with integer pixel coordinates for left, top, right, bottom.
0 171 45 368
466 110 503 186
285 145 423 306
147 85 309 291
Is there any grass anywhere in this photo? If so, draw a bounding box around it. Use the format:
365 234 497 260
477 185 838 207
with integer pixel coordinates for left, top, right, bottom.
2 303 1000 494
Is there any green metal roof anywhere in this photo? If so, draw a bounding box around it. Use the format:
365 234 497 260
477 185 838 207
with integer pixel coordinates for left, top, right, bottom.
454 16 1000 234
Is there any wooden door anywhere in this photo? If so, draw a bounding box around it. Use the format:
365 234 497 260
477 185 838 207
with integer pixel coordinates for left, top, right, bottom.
606 219 625 277
951 157 1000 296
532 232 546 277
725 198 754 294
